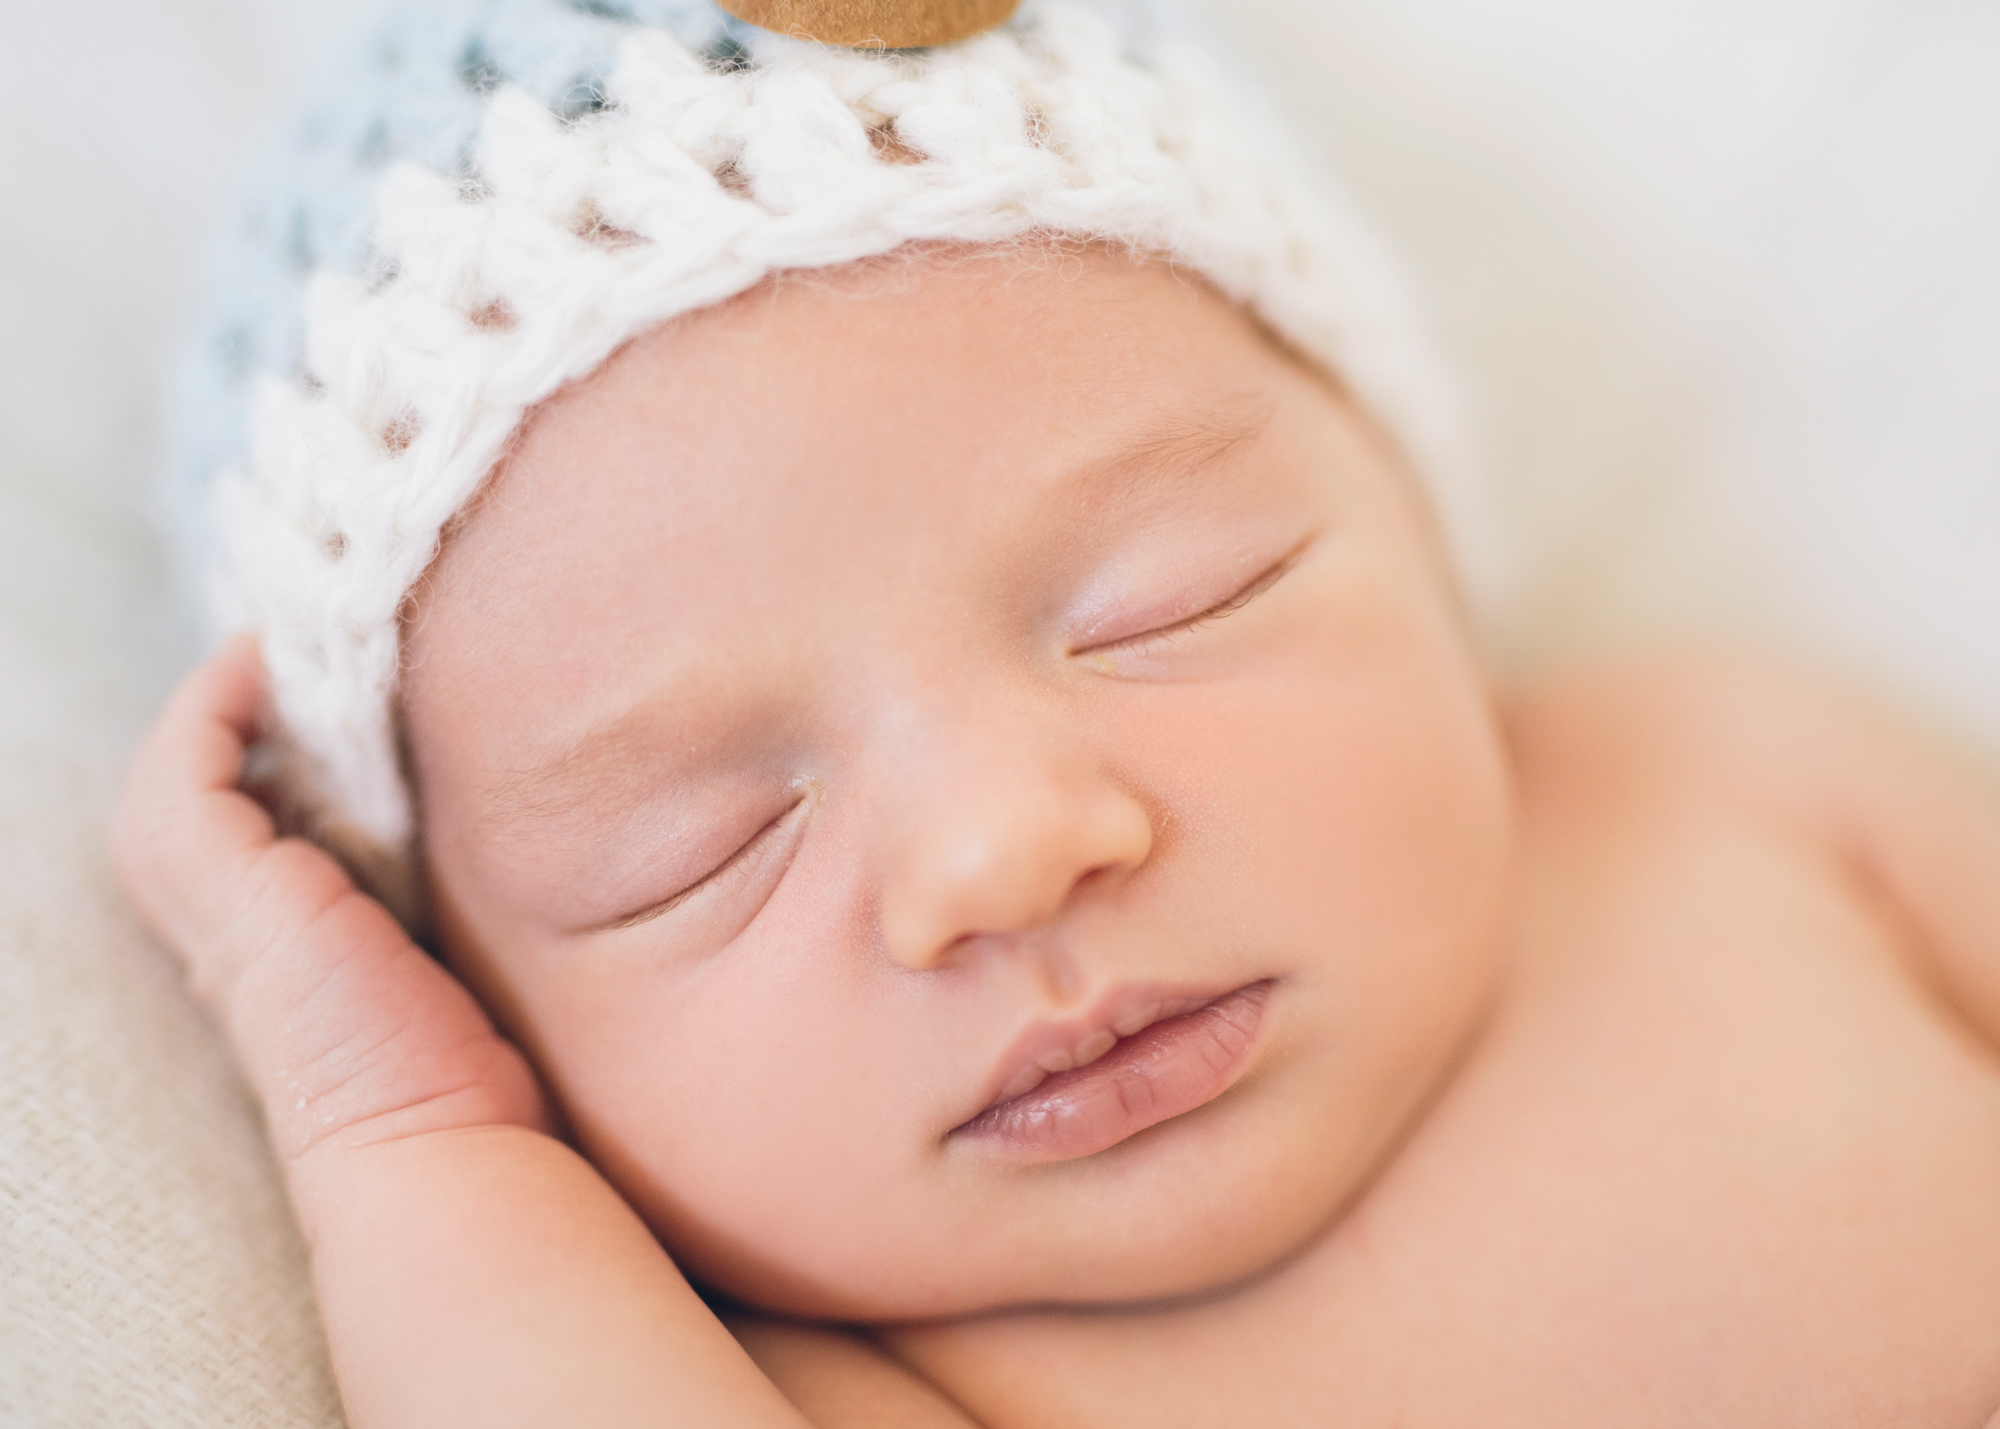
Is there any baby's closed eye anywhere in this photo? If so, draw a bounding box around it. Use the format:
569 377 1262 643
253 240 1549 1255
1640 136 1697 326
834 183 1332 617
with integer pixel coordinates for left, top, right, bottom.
598 786 816 936
1071 536 1313 661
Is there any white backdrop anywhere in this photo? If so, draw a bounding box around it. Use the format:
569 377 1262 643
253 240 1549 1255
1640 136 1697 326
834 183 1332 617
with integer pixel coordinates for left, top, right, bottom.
1233 0 2000 731
2 1 1995 1421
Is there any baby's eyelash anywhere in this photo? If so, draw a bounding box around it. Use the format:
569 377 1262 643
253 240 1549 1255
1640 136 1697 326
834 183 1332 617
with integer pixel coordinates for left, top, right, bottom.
606 797 801 933
1097 540 1310 654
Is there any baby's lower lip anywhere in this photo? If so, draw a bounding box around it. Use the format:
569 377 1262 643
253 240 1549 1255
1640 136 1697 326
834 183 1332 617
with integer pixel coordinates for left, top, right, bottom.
950 981 1273 1164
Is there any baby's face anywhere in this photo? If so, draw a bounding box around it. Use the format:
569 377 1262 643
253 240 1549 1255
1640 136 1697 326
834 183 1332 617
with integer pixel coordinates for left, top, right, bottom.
404 246 1514 1320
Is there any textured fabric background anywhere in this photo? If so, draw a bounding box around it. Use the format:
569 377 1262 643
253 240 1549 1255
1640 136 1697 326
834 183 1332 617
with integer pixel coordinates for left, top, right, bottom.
2 1 1995 1423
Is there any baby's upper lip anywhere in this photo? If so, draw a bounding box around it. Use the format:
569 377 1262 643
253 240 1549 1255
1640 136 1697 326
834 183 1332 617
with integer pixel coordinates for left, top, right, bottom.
968 982 1251 1119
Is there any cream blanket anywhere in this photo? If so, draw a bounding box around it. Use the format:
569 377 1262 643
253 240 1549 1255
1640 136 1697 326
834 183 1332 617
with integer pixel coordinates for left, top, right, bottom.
2 0 1994 1422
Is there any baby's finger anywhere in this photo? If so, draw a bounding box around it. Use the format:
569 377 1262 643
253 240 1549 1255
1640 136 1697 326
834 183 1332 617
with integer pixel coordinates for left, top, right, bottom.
163 629 266 767
114 634 281 982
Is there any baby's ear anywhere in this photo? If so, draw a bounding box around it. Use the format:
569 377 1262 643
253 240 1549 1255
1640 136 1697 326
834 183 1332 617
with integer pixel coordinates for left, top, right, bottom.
715 0 1019 48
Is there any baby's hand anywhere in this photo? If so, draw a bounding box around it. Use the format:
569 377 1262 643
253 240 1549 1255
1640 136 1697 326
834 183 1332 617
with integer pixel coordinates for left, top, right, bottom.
116 640 818 1428
113 637 548 1205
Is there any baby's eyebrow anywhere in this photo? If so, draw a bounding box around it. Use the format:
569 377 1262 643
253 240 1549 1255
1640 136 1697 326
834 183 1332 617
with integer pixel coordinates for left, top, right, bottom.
1070 393 1278 514
480 701 705 840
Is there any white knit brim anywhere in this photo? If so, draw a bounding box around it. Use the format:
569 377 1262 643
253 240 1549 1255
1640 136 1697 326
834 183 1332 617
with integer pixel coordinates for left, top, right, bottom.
213 0 1497 925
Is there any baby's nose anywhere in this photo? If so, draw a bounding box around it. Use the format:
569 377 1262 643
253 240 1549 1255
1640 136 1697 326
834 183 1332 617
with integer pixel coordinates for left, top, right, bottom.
874 723 1154 972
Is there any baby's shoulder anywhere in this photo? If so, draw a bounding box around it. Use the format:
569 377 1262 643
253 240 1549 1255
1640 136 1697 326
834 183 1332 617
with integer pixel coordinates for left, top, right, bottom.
1502 650 1917 840
1502 652 2000 1035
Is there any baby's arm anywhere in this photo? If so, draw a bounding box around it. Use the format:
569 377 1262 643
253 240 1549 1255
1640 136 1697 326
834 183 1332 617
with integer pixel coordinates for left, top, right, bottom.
115 639 815 1429
1824 690 2000 1055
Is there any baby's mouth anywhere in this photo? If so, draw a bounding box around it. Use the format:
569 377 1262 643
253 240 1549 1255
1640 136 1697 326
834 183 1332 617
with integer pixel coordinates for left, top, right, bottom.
951 981 1274 1164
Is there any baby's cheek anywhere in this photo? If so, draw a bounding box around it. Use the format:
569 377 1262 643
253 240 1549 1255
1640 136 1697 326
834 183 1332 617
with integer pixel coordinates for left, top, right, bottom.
1175 600 1510 1071
532 930 934 1302
1163 647 1502 942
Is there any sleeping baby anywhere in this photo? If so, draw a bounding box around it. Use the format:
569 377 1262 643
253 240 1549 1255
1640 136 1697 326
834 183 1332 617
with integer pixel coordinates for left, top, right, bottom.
114 0 2000 1422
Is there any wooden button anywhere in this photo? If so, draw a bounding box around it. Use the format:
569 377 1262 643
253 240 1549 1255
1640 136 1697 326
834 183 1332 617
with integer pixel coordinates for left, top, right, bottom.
716 0 1022 48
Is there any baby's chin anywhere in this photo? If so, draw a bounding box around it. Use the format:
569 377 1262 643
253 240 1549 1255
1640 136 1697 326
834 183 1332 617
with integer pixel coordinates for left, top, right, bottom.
658 1085 1411 1325
684 1203 1336 1327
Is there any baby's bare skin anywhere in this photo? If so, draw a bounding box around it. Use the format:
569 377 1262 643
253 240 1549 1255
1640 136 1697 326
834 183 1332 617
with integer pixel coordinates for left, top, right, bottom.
842 670 2000 1424
117 244 2000 1426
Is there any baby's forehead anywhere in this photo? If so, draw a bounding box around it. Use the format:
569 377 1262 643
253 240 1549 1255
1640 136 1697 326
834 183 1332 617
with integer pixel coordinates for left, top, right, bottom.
437 246 1295 591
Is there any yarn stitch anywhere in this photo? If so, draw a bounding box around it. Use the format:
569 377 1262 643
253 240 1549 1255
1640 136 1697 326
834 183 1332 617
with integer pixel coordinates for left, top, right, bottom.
194 0 1496 925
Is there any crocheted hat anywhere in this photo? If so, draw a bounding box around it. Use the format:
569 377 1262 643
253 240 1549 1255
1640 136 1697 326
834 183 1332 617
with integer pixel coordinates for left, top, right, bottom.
168 0 1498 926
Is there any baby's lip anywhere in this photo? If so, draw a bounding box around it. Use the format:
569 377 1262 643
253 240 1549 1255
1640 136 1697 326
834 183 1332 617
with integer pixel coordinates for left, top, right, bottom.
969 984 1238 1112
951 980 1274 1161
